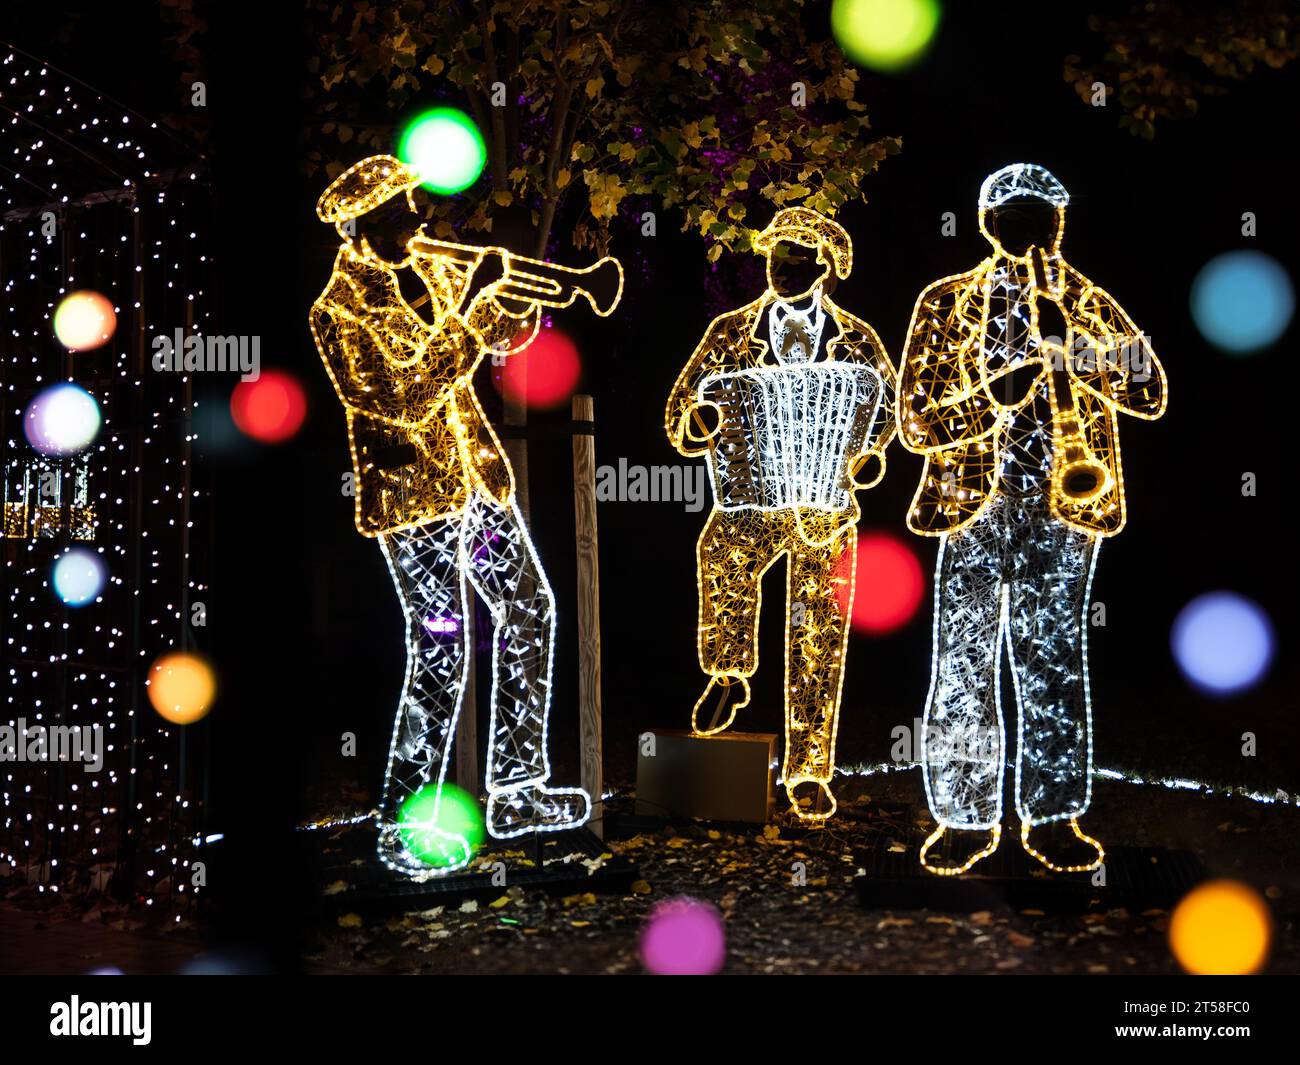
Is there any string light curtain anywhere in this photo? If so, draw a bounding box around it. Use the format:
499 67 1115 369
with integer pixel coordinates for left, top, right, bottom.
0 46 211 909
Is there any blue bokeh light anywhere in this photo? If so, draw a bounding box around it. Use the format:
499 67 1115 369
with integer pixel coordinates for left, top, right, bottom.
1190 251 1294 354
1171 591 1274 696
52 548 106 607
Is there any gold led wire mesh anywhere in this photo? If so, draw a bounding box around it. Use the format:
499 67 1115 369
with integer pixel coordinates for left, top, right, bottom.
310 157 625 869
665 209 897 820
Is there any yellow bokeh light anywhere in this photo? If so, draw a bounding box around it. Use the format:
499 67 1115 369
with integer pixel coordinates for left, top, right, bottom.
831 0 942 73
1169 879 1272 975
147 652 216 725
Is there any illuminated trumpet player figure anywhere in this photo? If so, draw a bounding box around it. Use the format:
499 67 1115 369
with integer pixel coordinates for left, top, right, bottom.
666 208 897 820
898 164 1166 874
310 156 623 875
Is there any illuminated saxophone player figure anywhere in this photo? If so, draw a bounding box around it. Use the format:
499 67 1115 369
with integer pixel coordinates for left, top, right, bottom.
898 164 1166 875
310 156 622 875
666 208 897 821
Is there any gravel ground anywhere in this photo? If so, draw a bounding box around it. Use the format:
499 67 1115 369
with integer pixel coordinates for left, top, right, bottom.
298 768 1300 975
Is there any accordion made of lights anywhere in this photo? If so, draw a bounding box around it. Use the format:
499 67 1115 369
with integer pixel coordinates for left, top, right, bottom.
697 363 881 512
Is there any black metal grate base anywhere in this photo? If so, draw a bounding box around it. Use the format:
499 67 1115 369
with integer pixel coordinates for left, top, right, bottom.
856 829 1206 914
301 821 639 914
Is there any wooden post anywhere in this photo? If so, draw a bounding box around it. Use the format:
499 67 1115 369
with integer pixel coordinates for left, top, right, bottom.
455 604 479 798
572 394 603 836
503 395 530 521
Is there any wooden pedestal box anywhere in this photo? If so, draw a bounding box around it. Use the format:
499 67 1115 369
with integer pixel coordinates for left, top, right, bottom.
635 729 776 824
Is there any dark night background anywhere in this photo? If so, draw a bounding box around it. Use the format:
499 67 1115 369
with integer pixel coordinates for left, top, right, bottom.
4 2 1295 970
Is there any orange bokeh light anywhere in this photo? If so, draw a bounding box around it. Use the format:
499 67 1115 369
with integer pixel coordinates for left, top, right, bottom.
1169 879 1272 975
54 290 117 351
230 369 307 443
147 652 216 725
835 530 926 634
496 328 581 410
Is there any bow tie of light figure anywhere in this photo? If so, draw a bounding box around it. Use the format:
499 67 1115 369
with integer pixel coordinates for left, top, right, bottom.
665 207 898 821
310 155 621 877
897 163 1166 875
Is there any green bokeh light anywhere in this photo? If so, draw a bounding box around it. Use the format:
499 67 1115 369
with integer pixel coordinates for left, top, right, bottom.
397 782 486 867
831 0 942 72
397 107 487 195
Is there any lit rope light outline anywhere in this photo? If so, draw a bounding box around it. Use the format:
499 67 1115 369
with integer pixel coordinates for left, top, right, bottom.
836 761 1300 811
375 495 590 850
665 206 897 820
898 163 1167 539
897 164 1166 873
696 361 883 539
312 154 622 874
295 765 1300 840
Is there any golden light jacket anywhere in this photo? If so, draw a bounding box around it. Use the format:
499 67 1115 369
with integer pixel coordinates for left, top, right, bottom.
897 254 1166 537
310 245 513 537
666 293 898 477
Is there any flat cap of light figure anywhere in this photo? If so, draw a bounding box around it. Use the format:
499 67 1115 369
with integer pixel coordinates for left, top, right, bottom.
316 154 422 224
979 163 1070 210
751 206 853 279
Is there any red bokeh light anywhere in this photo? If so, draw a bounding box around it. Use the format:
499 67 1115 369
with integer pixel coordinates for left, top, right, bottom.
230 370 307 444
496 328 581 410
835 530 926 635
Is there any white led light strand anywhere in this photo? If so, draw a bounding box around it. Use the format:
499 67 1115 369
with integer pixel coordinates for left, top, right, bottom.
311 155 619 876
374 492 589 874
898 164 1166 874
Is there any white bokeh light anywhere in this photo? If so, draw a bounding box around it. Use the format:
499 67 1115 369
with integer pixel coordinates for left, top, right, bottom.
52 547 106 607
23 383 102 456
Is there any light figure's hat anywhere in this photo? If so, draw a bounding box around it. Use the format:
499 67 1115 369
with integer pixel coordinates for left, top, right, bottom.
751 206 852 279
978 163 1069 210
316 155 422 224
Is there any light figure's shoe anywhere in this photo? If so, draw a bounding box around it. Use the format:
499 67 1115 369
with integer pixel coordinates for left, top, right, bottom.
486 784 590 839
691 674 751 736
376 821 474 879
919 822 1002 876
786 778 837 821
1020 817 1104 873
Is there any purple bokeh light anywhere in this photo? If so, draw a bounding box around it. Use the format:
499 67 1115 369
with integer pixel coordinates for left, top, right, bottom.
639 896 726 975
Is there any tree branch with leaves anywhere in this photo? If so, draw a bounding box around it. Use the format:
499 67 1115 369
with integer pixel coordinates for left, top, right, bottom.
304 0 899 259
1065 0 1298 138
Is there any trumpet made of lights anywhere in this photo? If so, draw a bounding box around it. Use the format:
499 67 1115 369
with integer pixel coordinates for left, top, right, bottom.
409 237 623 319
665 207 897 820
311 155 620 874
897 164 1166 873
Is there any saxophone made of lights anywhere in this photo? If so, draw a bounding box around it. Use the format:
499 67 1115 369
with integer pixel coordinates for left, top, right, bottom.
1031 248 1112 505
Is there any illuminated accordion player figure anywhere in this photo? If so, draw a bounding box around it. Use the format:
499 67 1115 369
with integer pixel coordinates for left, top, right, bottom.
700 363 879 514
666 207 897 820
897 164 1166 875
310 156 622 876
